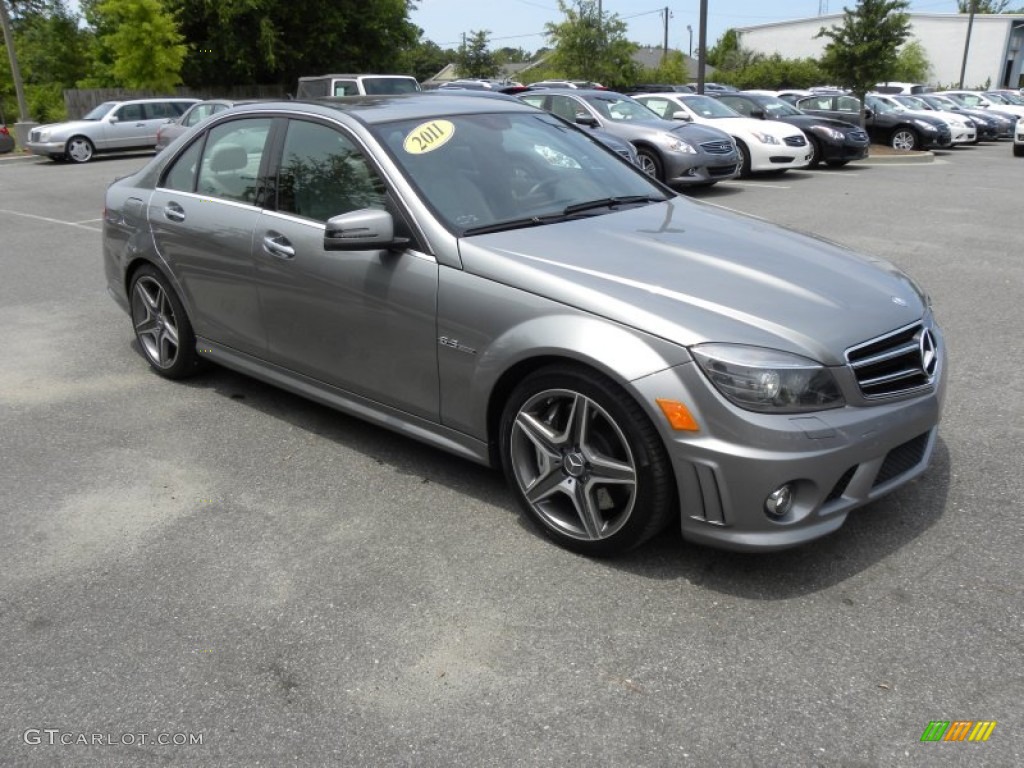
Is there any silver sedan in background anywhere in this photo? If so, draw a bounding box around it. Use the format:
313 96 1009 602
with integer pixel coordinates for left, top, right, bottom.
103 95 946 556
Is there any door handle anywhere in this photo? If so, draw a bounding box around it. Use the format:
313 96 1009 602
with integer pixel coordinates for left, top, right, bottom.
164 202 185 222
262 233 295 259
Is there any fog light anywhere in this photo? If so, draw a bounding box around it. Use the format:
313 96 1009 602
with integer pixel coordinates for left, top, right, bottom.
764 484 793 517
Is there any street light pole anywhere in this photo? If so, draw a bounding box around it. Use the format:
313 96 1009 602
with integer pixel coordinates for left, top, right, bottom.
687 24 693 59
697 0 707 94
959 0 977 89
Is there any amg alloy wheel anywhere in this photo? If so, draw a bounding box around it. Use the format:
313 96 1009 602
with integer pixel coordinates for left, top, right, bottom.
129 265 202 379
500 365 674 555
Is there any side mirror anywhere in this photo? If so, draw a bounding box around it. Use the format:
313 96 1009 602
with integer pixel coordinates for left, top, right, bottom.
750 108 766 120
575 114 599 128
324 209 408 252
864 108 874 119
109 116 120 124
671 110 692 122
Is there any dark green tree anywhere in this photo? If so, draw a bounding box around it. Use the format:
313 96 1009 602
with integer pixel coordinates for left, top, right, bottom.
818 0 912 124
161 0 419 87
456 29 496 78
399 38 454 83
891 40 931 82
545 0 639 87
716 54 828 90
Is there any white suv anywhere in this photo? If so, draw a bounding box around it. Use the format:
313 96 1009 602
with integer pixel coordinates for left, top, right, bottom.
1014 118 1024 156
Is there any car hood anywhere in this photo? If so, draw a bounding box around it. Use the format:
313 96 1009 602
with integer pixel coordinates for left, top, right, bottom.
705 116 804 139
779 114 864 134
35 119 99 136
458 198 925 365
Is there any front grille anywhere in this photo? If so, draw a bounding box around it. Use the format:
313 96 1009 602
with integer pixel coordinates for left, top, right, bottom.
700 140 734 155
848 130 868 142
784 134 807 147
873 433 930 487
846 322 938 399
30 129 41 142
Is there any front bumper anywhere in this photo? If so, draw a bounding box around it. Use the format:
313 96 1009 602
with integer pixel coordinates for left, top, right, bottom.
26 139 67 157
630 325 947 552
665 152 740 187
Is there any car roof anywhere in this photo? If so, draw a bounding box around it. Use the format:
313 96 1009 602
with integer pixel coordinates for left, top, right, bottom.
221 93 539 125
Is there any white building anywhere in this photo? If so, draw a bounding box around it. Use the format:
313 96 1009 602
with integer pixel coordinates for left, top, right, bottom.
735 13 1024 89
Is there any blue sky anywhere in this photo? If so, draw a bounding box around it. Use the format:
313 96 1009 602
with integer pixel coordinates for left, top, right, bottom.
409 0 965 53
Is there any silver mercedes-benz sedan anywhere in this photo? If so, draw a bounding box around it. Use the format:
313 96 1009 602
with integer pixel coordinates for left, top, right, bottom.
103 94 946 556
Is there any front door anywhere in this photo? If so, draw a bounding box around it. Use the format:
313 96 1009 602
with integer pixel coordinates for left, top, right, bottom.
253 118 440 420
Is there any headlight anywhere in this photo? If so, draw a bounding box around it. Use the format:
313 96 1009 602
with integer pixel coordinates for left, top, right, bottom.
39 131 50 141
691 344 845 413
751 132 780 145
658 132 697 154
811 125 844 141
913 119 935 130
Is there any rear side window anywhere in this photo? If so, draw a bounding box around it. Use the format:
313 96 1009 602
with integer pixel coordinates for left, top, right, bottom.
145 102 180 120
275 120 386 222
163 139 204 192
194 118 272 204
362 77 419 95
332 80 359 96
115 104 144 122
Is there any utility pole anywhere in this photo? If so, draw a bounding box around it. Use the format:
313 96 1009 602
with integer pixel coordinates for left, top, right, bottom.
0 0 29 124
662 7 670 63
697 0 707 93
959 0 976 88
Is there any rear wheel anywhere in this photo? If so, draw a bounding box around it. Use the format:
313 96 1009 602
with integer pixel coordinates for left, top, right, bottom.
890 127 919 151
129 264 202 379
65 135 95 163
499 364 675 556
807 138 822 167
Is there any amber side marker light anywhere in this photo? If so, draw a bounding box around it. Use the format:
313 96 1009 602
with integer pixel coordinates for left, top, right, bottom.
656 398 700 432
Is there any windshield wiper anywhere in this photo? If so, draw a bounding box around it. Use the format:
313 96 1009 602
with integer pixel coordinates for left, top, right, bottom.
461 196 665 236
562 195 665 215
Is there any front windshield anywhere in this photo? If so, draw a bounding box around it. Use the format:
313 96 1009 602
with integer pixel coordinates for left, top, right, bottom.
83 102 117 120
585 95 660 122
897 95 928 109
991 91 1024 105
867 96 896 114
372 112 667 235
753 97 802 117
924 95 956 109
681 95 740 118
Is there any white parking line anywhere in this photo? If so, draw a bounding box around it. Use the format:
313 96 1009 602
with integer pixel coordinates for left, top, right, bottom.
722 181 793 189
0 208 102 232
74 218 104 225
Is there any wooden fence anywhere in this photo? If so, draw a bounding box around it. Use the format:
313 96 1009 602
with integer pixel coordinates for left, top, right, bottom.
64 85 288 119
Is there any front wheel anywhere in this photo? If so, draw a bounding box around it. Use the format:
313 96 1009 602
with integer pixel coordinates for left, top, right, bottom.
1014 143 1024 157
129 264 202 379
825 159 849 168
499 365 675 556
735 139 752 177
635 148 664 181
890 127 919 151
65 135 95 163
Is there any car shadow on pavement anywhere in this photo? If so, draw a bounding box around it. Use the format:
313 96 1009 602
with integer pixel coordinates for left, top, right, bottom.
169 357 950 597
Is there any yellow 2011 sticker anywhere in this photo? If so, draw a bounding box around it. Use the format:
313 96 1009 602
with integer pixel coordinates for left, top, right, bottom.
403 120 455 155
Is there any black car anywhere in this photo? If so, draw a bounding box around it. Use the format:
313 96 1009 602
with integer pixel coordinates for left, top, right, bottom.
711 92 869 167
621 84 695 95
793 93 951 151
918 94 1013 140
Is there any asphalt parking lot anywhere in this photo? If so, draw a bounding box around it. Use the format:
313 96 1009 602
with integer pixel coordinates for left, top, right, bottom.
1 145 1021 767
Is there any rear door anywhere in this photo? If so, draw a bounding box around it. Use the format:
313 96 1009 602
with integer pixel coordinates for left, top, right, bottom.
147 116 275 356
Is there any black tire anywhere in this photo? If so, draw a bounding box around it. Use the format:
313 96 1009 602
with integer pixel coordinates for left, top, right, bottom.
635 147 664 181
128 264 203 379
65 135 95 163
735 139 752 177
1014 143 1024 157
825 159 849 168
807 138 822 168
499 364 675 556
890 127 919 151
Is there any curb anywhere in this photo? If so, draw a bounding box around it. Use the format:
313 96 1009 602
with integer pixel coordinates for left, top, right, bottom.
853 150 935 165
